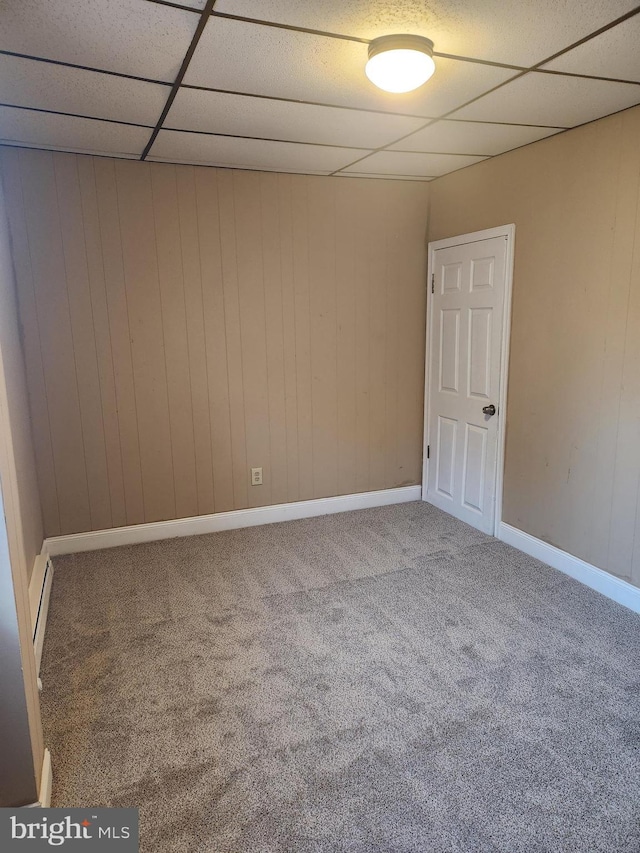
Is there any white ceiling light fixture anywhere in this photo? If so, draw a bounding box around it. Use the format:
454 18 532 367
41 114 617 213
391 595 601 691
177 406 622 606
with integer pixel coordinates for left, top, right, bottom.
365 35 436 94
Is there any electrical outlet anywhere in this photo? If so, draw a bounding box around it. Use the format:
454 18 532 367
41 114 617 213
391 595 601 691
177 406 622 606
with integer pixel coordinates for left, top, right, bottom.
251 467 263 486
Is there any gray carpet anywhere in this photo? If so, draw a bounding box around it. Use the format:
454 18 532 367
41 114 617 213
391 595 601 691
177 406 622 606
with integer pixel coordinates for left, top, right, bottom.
41 502 640 852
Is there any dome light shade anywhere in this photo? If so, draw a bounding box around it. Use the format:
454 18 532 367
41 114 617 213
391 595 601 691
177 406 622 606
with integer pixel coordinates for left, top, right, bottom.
365 35 435 93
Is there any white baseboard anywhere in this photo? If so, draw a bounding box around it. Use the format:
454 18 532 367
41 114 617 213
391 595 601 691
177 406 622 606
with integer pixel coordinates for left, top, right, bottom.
44 486 423 557
39 749 52 808
498 522 640 614
28 553 53 674
25 749 53 808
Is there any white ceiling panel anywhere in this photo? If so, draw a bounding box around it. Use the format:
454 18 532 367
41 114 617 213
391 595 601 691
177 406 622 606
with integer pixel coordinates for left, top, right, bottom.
340 151 487 177
0 54 168 127
149 130 367 173
451 72 640 127
214 0 638 67
0 107 149 157
0 1 638 178
390 119 563 155
185 17 515 117
543 15 640 83
166 88 425 148
0 0 198 82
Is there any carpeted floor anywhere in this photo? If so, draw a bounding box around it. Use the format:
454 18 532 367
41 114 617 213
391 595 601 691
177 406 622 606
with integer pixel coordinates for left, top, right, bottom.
41 501 640 852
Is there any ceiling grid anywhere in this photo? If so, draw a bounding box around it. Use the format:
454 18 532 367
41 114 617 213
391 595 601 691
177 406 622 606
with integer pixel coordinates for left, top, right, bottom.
0 0 638 178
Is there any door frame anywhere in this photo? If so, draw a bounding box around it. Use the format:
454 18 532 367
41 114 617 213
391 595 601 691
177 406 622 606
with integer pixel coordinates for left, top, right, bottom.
421 224 516 537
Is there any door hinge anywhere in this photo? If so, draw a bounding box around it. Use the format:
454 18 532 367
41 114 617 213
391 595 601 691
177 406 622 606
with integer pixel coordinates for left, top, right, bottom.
426 445 430 459
431 274 434 294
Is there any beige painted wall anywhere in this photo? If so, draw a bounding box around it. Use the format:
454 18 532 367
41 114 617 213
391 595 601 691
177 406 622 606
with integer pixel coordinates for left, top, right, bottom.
429 104 640 588
0 176 44 800
0 148 430 537
0 178 44 583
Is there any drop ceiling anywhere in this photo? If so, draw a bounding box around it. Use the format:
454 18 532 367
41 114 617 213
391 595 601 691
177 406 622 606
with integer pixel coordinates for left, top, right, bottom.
1 0 639 180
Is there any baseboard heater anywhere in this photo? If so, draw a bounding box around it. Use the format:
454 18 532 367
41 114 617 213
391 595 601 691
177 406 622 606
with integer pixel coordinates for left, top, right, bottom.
28 553 53 676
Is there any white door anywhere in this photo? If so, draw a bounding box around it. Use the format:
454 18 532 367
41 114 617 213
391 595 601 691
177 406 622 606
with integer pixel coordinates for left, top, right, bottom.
423 230 511 534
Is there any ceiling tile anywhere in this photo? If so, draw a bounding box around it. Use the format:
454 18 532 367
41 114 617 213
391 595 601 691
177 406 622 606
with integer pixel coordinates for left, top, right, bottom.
0 0 198 82
167 88 425 148
0 107 149 157
340 151 487 177
543 15 640 83
0 54 168 127
390 119 563 155
184 17 515 117
451 72 640 127
149 130 367 173
214 0 638 66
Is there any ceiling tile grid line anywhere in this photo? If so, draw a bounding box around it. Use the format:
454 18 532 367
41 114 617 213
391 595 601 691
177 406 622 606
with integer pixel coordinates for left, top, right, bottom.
144 0 204 13
207 2 640 67
332 67 640 175
328 71 528 176
0 0 201 82
162 127 373 150
0 102 155 130
204 7 640 79
140 0 219 159
327 3 640 176
0 50 173 88
155 0 521 171
0 58 576 132
1 1 640 177
175 4 640 175
5 10 640 87
0 57 574 150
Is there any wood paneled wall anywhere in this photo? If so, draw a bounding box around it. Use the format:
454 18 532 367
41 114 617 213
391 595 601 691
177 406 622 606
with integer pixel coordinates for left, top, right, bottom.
429 104 640 589
0 148 429 537
0 177 43 799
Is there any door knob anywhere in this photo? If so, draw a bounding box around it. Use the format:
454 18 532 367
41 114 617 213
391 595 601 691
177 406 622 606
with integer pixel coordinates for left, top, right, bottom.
482 404 496 416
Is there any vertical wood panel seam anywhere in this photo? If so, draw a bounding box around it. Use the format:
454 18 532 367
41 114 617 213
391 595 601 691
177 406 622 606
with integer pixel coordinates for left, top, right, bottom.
175 166 199 512
216 171 238 507
210 169 234 508
53 157 100 530
77 156 114 529
305 179 315 495
113 166 147 520
231 172 249 499
366 226 372 490
354 200 363 491
17 153 62 533
289 177 302 500
149 168 177 519
276 178 291 500
258 178 274 494
92 159 128 524
385 228 398 481
333 184 340 491
193 166 217 513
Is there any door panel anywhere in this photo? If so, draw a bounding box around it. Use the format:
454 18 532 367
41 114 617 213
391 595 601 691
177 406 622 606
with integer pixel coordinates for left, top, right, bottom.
468 308 492 399
462 423 487 513
440 309 460 393
471 256 495 290
443 261 462 292
425 234 508 533
436 416 457 499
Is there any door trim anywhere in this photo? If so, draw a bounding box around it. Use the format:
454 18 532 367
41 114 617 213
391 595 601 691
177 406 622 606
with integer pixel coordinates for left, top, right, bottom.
422 224 515 537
